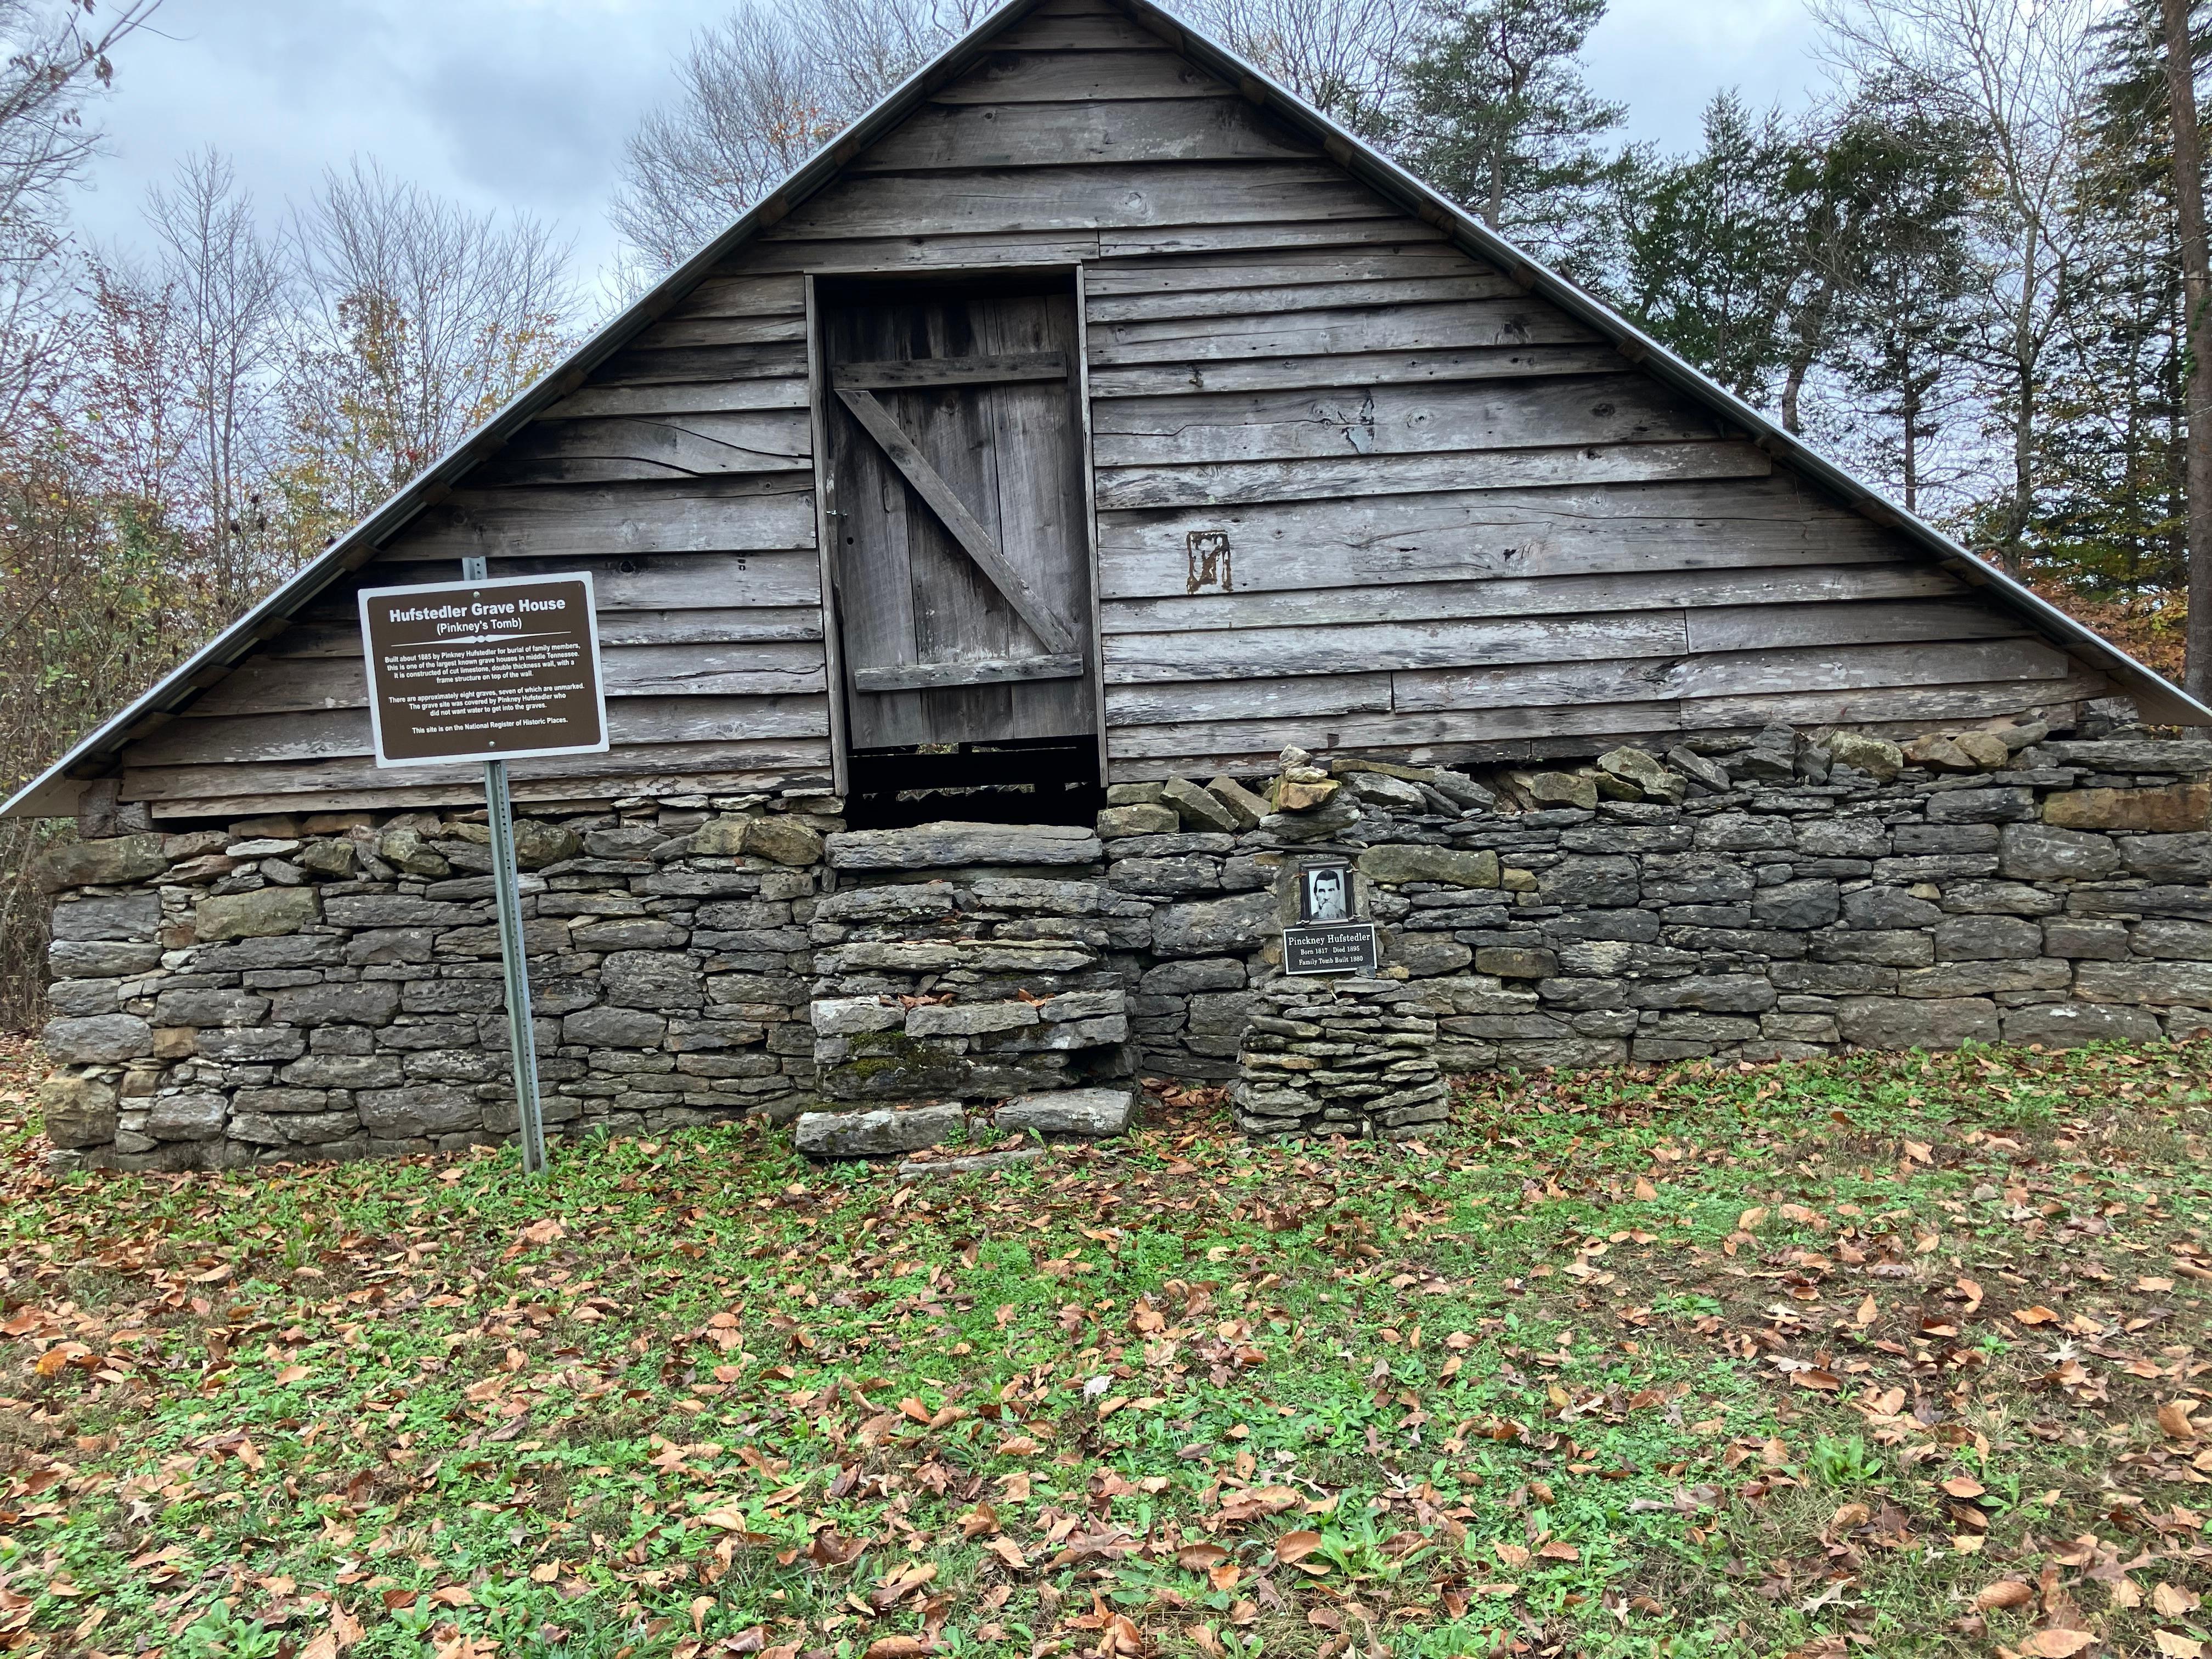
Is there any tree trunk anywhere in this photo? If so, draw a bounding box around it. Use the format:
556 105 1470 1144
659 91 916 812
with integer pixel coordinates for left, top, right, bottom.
2162 0 2212 703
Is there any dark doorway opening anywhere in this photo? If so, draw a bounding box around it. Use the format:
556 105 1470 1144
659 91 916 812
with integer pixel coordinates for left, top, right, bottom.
842 736 1104 831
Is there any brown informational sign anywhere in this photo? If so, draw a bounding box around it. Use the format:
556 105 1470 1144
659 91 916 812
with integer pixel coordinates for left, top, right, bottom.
357 573 608 766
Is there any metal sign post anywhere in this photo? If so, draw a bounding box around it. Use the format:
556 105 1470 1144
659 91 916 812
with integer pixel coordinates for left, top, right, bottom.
357 563 609 1177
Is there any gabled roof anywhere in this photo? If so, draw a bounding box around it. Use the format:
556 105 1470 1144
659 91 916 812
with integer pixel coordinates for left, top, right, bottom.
9 0 2207 818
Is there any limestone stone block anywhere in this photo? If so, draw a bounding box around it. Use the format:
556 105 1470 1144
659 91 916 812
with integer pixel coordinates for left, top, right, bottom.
1641 853 1754 906
1537 855 1638 907
1525 771 1597 810
2121 832 2212 881
1998 822 2120 881
600 950 707 1011
1752 879 1840 930
2131 918 2212 959
1933 914 2042 961
503 819 576 867
1835 995 1997 1049
996 1087 1134 1138
1105 783 1165 805
194 886 320 943
1474 946 1556 979
747 816 825 866
812 996 902 1036
1163 776 1241 831
147 1091 229 1140
1206 776 1270 828
1665 746 1734 792
357 1085 481 1138
198 1027 306 1063
50 890 159 941
270 983 402 1027
42 1013 152 1063
908 1001 1039 1037
1357 844 1499 888
39 1073 117 1148
2037 739 2212 772
47 939 160 979
1926 787 2035 824
2041 918 2130 960
1342 771 1428 811
795 1102 965 1156
43 833 166 889
562 1006 669 1048
2043 783 2210 833
47 979 118 1017
1824 732 1903 781
1632 974 1777 1013
1597 747 1683 801
151 989 270 1028
2002 1002 2162 1046
1040 989 1126 1021
1153 889 1278 958
829 822 1102 870
1387 934 1474 977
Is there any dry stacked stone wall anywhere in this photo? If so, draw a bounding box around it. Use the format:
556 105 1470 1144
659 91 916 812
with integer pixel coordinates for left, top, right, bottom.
37 789 839 1170
35 717 2212 1165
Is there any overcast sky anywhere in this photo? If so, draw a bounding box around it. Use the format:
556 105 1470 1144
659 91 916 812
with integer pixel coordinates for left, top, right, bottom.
68 0 1829 301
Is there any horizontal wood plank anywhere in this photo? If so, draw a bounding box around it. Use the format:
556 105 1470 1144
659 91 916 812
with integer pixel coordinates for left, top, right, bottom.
128 693 831 768
851 98 1317 171
854 651 1084 691
1686 597 2033 653
1088 298 1602 365
1096 439 1771 510
268 606 826 657
540 379 810 420
927 49 1234 104
191 640 829 716
1088 375 1720 467
1105 699 1676 760
1682 673 2112 731
356 551 821 610
1104 670 1394 725
629 312 808 351
1392 636 2070 714
1103 562 1961 634
591 340 810 387
483 412 812 484
1088 343 1625 398
1104 609 1690 682
1082 245 1494 295
1096 218 1446 260
660 273 808 321
833 352 1065 388
767 163 1383 240
386 482 817 558
1094 477 1899 596
1087 271 1522 324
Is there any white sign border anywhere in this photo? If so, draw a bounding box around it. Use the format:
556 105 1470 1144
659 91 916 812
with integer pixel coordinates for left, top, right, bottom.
357 570 611 769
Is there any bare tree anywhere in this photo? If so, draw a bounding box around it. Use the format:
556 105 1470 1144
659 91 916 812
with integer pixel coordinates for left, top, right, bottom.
143 149 289 612
1814 0 2103 577
1183 0 1417 133
286 158 576 532
0 0 162 437
612 0 991 274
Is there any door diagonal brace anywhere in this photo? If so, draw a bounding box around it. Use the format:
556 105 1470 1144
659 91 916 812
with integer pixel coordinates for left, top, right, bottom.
833 386 1079 657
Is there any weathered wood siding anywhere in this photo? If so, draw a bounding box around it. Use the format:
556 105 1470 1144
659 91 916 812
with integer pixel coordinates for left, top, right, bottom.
117 0 2107 811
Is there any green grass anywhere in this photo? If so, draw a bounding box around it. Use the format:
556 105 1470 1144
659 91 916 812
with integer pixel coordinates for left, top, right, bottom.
1 1035 2209 1658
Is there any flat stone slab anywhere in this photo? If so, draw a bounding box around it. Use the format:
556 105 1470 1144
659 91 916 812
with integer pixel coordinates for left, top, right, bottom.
895 1147 1051 1180
795 1102 964 1158
825 822 1102 871
995 1086 1134 1138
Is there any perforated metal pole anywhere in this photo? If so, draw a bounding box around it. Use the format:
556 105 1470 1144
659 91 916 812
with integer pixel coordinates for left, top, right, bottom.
463 555 548 1176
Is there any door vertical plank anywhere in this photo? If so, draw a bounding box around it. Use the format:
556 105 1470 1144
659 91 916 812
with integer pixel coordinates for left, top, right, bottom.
803 275 850 795
1073 264 1111 784
834 385 1080 655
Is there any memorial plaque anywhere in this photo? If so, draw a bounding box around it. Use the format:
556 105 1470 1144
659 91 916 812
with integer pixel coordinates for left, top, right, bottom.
1298 860 1353 922
358 573 607 767
1283 921 1379 977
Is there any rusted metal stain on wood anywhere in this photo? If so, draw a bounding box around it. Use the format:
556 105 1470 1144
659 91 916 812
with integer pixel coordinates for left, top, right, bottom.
1186 529 1231 593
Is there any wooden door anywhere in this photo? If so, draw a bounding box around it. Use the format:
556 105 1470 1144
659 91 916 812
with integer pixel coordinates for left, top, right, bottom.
821 281 1096 752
